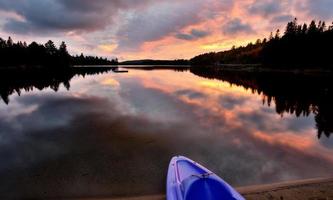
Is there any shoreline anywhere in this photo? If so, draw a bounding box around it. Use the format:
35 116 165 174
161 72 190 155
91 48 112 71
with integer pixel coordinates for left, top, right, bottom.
69 177 333 200
239 177 333 200
193 64 333 76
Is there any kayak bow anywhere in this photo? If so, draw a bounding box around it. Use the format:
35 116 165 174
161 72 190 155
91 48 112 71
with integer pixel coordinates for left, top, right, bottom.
167 156 245 200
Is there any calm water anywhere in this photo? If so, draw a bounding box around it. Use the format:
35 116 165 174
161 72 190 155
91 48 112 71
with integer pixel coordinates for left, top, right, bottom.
0 66 332 198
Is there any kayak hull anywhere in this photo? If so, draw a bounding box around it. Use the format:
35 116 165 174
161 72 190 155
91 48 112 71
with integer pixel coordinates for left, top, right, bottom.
166 156 245 200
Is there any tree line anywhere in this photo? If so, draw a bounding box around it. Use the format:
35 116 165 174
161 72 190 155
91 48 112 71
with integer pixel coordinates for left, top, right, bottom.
0 37 118 68
191 19 333 68
119 59 189 65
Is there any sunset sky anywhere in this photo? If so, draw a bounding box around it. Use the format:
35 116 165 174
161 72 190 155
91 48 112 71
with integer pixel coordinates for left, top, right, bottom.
0 0 332 61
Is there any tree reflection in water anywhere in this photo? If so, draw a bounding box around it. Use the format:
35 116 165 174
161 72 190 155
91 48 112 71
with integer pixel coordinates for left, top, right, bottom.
1 66 332 139
191 67 333 138
0 67 114 105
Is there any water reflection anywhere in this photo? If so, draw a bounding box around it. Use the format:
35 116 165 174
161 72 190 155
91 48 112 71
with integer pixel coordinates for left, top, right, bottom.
0 67 114 104
191 67 333 138
0 67 332 199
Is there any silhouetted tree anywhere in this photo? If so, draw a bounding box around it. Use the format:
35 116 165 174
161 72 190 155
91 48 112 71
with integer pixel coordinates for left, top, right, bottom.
308 20 318 34
58 41 71 66
45 40 58 55
0 37 118 68
6 37 13 47
191 19 333 69
285 18 298 37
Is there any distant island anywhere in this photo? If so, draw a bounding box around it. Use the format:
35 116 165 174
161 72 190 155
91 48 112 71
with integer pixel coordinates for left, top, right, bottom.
120 59 189 65
0 37 118 68
191 19 333 69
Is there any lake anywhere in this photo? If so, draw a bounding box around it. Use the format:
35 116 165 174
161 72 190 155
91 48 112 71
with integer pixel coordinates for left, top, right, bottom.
0 66 332 199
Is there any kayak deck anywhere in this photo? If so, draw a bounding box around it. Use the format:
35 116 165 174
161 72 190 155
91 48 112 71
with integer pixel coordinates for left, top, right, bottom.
167 156 245 200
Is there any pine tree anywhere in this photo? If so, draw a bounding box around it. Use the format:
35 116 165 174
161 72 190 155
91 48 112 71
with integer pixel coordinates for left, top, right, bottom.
275 29 280 39
59 41 69 56
285 18 298 37
45 40 57 55
302 24 308 34
308 20 318 34
7 37 13 47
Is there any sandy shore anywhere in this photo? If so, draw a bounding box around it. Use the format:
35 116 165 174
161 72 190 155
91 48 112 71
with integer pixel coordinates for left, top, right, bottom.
70 177 333 200
239 177 333 200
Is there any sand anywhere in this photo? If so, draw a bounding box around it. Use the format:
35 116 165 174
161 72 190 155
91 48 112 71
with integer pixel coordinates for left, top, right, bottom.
239 177 333 200
70 177 333 200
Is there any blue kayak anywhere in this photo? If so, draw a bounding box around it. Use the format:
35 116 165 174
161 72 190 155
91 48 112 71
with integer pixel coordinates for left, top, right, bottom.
167 156 245 200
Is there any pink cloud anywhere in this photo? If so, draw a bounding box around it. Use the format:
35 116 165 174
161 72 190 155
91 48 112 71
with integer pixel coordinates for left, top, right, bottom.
1 0 332 60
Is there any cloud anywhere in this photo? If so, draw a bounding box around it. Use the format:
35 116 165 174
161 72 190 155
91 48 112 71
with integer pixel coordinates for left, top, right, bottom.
248 0 283 17
174 89 206 99
0 0 153 34
115 0 234 51
1 71 333 198
115 1 204 51
219 95 247 110
1 0 333 59
0 0 234 52
302 0 333 19
175 29 210 41
271 14 295 23
223 18 255 35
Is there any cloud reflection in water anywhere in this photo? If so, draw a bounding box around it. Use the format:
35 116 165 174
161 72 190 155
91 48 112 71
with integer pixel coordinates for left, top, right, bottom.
0 69 332 199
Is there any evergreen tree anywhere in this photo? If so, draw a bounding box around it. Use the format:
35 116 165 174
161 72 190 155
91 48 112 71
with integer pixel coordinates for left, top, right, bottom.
45 40 58 55
301 24 308 34
191 19 333 69
308 20 318 34
0 37 118 68
7 37 13 47
285 18 297 37
59 41 69 56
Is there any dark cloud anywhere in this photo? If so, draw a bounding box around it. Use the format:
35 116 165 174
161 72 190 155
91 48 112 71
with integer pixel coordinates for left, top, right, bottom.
115 1 205 51
0 0 152 34
271 14 295 23
248 0 283 17
175 29 210 41
0 0 235 50
223 18 255 35
237 108 314 134
219 95 247 110
1 0 333 55
174 89 206 99
115 0 234 51
303 0 333 19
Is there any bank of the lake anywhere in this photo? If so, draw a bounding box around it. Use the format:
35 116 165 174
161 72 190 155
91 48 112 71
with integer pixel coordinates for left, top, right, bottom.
193 64 333 75
72 177 333 200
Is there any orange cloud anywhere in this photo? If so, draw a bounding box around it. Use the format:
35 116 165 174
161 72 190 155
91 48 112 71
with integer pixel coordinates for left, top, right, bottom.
3 0 332 60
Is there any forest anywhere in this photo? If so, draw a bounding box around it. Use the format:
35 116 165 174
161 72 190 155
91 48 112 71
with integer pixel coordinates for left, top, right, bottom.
0 37 118 68
191 19 333 68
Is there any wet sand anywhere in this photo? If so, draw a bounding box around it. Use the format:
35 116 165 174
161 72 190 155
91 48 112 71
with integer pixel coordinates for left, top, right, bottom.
72 177 333 200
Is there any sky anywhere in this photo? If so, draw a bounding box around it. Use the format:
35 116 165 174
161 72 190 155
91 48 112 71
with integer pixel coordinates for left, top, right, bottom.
0 0 333 61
